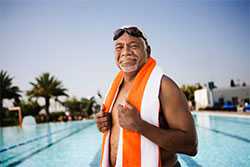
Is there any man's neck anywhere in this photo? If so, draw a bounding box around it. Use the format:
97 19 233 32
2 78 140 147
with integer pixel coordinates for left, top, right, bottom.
123 71 137 83
122 72 136 91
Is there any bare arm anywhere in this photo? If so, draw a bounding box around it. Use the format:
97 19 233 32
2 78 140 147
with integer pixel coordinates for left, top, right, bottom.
137 75 198 156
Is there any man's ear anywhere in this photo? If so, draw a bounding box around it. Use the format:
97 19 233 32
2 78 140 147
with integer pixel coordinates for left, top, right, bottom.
147 45 151 57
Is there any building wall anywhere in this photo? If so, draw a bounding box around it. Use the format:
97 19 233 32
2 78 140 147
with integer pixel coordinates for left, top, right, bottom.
212 86 250 104
194 86 250 109
194 88 213 109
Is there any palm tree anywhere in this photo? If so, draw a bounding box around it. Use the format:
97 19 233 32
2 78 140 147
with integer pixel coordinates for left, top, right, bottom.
181 83 202 105
20 99 43 117
27 73 68 120
64 97 82 112
0 70 21 125
83 96 100 116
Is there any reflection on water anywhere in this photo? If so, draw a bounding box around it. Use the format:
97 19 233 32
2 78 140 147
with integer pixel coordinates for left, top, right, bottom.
22 116 37 127
0 121 96 166
196 113 211 128
47 123 53 145
0 129 3 150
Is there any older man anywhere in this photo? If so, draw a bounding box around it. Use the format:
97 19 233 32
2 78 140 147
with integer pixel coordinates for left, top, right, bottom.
96 26 197 167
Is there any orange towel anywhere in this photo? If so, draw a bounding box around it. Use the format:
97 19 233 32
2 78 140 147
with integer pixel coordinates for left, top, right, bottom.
101 57 163 167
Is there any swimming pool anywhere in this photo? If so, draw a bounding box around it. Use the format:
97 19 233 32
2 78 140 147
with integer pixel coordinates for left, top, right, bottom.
0 112 250 167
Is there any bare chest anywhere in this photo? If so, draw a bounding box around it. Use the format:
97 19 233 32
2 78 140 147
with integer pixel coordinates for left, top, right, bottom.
109 85 129 166
111 87 128 127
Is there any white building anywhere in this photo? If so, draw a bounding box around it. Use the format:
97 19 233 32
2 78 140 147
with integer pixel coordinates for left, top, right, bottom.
194 88 214 109
194 86 250 110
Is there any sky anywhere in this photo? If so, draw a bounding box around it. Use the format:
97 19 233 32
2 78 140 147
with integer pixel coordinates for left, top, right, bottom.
1 0 250 99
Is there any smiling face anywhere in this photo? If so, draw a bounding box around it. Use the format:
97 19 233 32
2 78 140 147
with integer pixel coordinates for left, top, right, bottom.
114 32 149 73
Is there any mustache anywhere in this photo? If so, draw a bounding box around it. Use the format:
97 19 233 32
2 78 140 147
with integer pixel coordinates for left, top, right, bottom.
119 56 138 64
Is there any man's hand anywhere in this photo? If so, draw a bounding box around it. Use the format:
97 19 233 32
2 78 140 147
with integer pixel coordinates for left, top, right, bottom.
96 108 112 133
118 99 142 132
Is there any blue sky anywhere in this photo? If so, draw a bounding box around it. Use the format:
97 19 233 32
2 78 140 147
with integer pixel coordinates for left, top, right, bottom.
1 0 249 98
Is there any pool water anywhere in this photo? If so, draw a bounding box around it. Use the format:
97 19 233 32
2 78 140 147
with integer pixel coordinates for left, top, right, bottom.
1 112 250 167
189 112 250 166
0 120 102 167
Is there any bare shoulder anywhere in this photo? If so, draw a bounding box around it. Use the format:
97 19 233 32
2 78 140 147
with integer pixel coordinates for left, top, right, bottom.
160 75 180 92
159 75 188 115
159 75 185 100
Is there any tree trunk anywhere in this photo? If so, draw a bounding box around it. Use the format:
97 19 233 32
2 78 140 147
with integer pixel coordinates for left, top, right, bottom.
45 97 50 121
